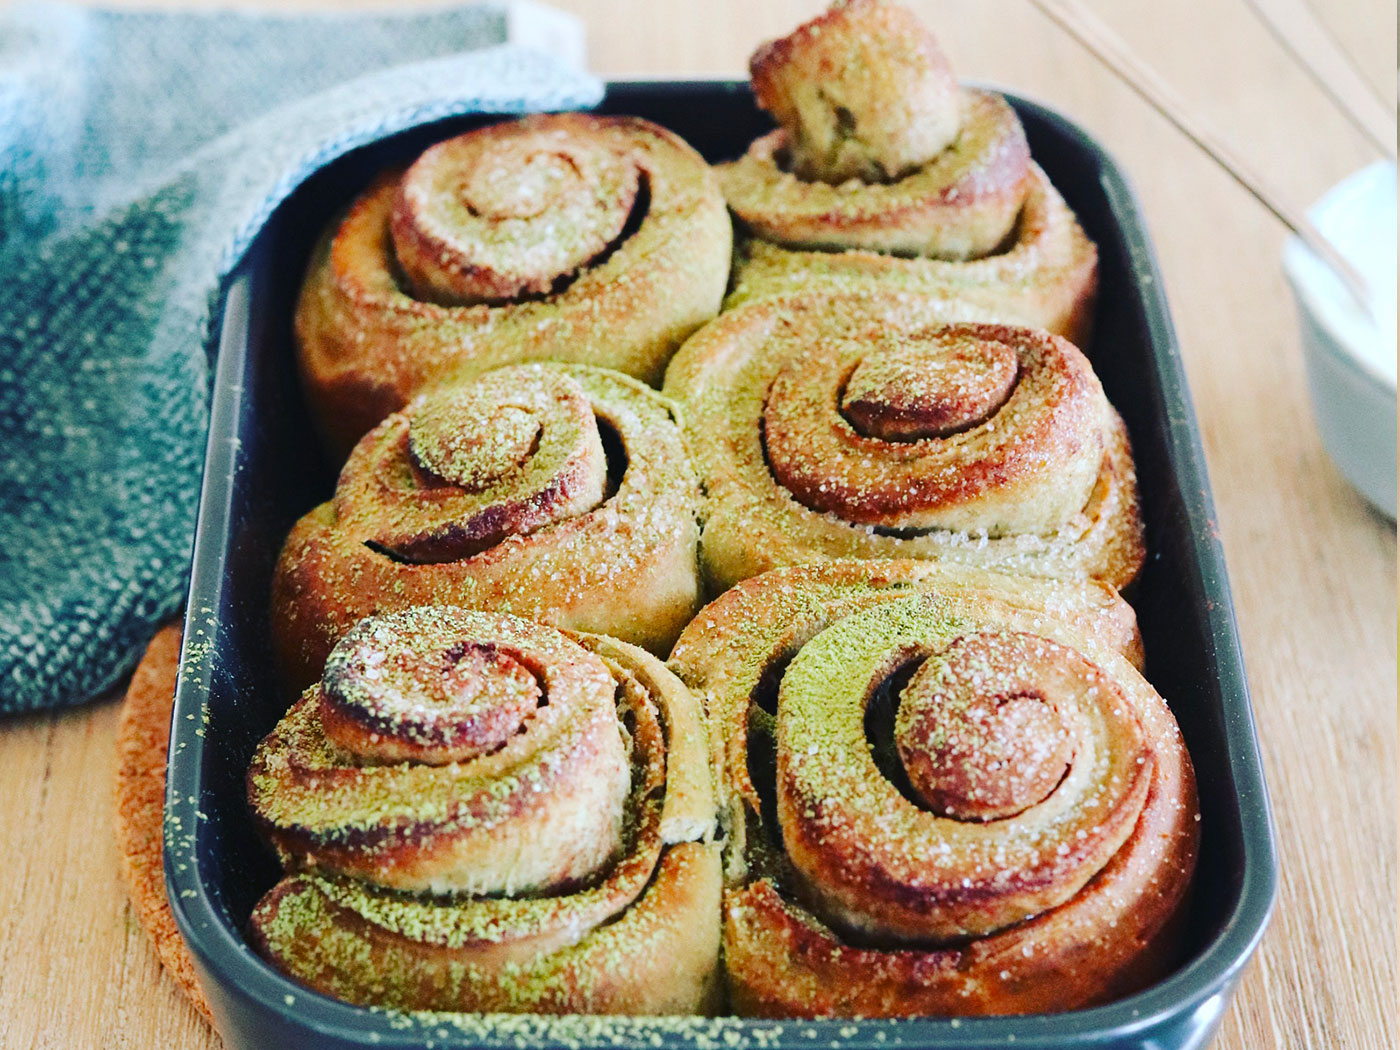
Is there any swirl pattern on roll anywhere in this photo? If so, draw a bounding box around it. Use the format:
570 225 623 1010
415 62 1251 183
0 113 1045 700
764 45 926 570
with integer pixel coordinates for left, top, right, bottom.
296 113 732 450
249 608 722 1014
718 0 1096 344
662 292 1144 593
668 559 1197 1018
272 363 701 689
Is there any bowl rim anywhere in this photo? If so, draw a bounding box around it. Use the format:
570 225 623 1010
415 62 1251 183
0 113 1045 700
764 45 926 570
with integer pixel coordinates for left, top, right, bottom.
1282 159 1398 391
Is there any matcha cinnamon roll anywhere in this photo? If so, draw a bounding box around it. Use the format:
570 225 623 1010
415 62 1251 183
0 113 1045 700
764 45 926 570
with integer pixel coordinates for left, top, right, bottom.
296 112 731 451
719 0 1097 344
272 363 701 690
249 608 722 1014
663 292 1144 594
668 559 1197 1017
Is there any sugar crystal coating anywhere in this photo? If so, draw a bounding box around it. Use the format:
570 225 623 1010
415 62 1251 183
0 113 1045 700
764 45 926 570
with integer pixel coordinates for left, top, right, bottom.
668 559 1199 1017
249 609 723 1013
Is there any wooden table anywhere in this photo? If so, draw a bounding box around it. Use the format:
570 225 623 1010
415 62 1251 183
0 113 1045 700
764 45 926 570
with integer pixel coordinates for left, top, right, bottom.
1 2 1393 1047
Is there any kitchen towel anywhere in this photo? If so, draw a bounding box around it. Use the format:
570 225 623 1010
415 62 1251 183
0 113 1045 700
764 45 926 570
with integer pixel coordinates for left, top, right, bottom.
0 1 601 713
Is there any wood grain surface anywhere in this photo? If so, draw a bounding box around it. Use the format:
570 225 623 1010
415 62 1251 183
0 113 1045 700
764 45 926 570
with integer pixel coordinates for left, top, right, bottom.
0 1 1393 1048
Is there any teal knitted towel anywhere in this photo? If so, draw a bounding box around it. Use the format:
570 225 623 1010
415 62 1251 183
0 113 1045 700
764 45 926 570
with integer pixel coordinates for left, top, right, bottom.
0 2 601 713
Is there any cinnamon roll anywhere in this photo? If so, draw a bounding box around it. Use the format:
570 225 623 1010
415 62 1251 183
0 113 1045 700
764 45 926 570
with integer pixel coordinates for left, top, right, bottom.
668 559 1198 1017
272 363 700 690
249 608 722 1014
296 113 732 450
662 293 1145 594
719 0 1097 345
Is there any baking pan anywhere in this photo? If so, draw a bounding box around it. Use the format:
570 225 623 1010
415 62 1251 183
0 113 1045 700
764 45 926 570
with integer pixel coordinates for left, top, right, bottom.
165 80 1277 1050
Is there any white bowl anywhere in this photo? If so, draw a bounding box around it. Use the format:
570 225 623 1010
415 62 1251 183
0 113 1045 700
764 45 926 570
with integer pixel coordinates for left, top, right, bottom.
1282 160 1397 519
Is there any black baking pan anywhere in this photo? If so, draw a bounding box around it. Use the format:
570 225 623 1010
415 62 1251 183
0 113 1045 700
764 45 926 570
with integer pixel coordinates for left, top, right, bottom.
165 80 1277 1050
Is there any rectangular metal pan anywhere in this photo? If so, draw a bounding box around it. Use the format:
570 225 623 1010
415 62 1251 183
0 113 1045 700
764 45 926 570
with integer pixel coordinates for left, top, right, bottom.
166 80 1277 1050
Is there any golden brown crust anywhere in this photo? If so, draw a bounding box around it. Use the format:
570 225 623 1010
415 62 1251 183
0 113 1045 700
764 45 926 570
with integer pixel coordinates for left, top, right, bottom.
749 0 964 183
775 628 1153 945
721 2 1096 344
250 611 632 897
296 113 732 452
113 623 213 1023
662 294 1145 594
272 363 702 691
666 560 1199 1018
722 92 1033 261
251 841 722 1015
336 366 608 563
725 164 1099 347
760 322 1108 532
389 124 639 305
249 610 722 1015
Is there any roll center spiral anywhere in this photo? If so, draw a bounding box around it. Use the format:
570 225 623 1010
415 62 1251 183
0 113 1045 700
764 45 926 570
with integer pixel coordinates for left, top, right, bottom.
773 597 1154 942
756 319 1105 535
392 126 640 305
894 632 1073 821
459 151 579 220
840 334 1019 441
409 394 541 492
320 618 542 766
253 609 634 898
340 366 609 564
